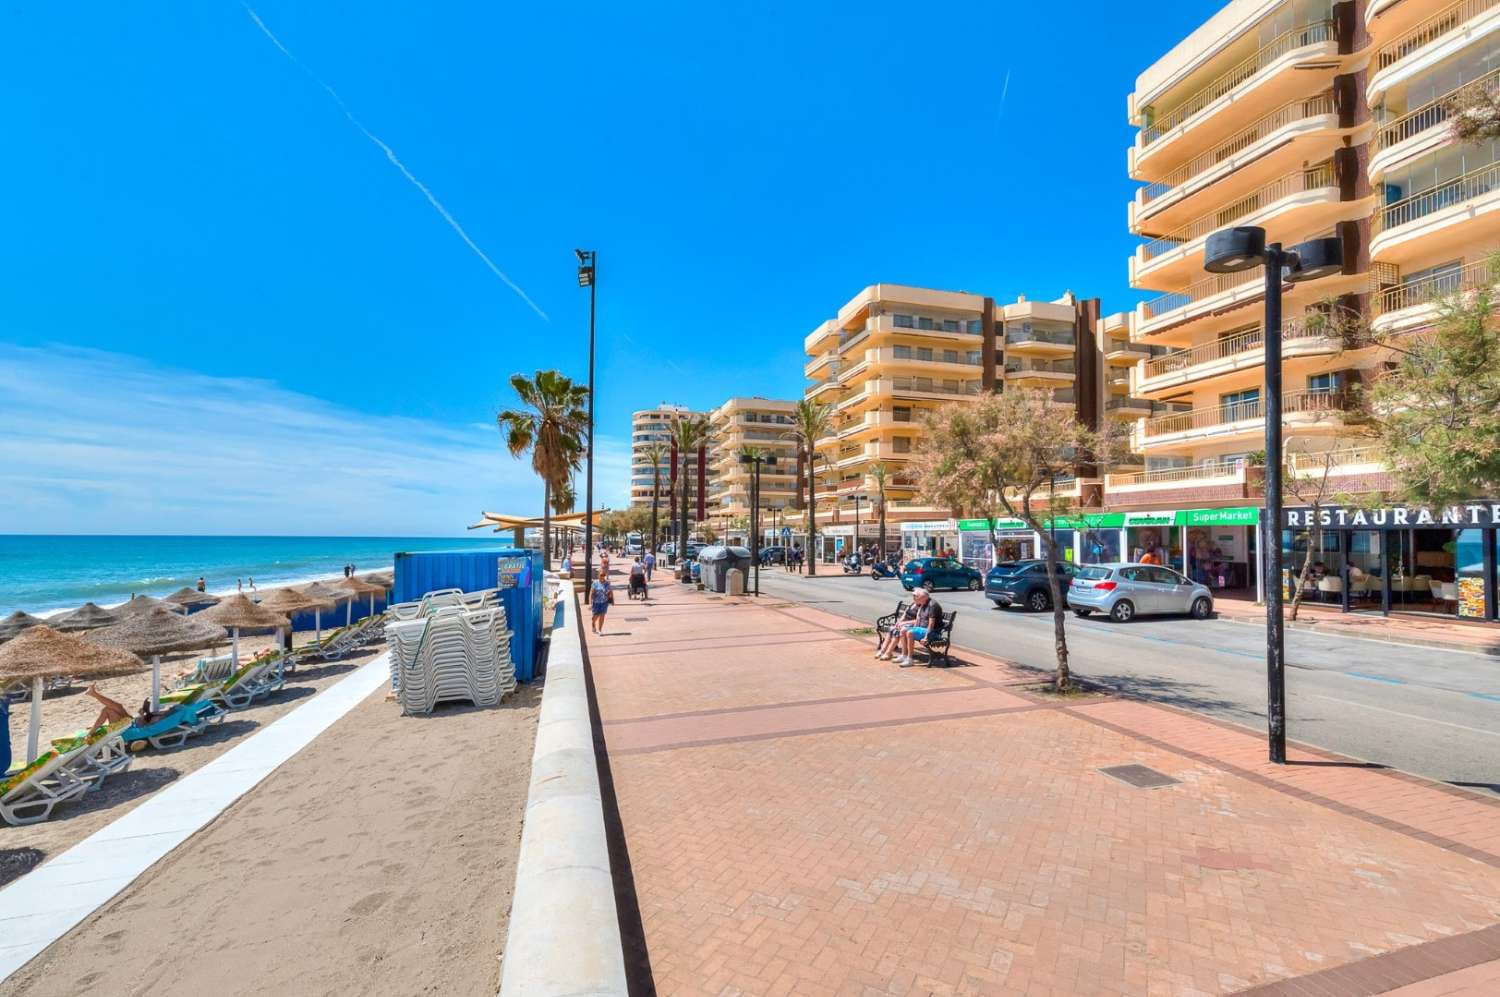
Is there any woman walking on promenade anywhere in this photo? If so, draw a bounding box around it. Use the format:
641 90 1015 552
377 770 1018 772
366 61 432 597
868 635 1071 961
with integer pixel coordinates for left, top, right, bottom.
590 567 613 636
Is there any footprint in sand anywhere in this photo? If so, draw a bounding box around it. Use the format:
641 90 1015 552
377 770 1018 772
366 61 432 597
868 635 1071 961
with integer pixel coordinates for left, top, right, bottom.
347 891 390 918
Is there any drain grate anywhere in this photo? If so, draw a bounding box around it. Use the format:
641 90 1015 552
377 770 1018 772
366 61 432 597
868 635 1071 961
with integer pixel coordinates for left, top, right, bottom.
1098 764 1179 789
623 617 650 622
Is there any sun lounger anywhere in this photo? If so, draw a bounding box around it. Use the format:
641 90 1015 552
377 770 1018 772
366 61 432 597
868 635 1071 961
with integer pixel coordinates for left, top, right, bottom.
0 746 91 826
122 699 226 750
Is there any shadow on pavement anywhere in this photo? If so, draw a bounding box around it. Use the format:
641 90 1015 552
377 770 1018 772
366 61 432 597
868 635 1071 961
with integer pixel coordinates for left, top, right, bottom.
1088 671 1253 718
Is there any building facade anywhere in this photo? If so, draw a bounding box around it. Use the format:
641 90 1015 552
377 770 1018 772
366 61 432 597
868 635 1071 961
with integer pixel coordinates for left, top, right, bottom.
1109 0 1500 622
795 283 1105 565
705 397 799 542
628 404 713 517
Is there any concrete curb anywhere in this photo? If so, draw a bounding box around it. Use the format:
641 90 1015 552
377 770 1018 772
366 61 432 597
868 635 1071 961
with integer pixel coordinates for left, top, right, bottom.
499 586 628 997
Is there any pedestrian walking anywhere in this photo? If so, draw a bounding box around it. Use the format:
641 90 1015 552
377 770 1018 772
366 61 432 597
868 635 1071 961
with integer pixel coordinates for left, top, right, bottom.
590 567 613 636
643 549 656 582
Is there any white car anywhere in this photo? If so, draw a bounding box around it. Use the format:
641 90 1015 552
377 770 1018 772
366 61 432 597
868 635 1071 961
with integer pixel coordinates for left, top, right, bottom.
1067 563 1214 622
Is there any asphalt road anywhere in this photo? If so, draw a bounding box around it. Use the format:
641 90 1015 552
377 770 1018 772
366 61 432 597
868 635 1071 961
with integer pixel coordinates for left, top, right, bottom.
740 567 1500 797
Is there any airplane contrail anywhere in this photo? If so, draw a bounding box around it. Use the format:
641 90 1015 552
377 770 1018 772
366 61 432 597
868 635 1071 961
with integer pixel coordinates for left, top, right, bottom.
241 3 548 321
998 69 1012 120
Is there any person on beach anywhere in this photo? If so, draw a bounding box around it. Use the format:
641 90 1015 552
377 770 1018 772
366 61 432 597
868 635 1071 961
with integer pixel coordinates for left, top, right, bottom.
196 576 206 593
84 685 133 729
248 577 256 594
643 549 656 581
590 567 613 635
237 578 243 593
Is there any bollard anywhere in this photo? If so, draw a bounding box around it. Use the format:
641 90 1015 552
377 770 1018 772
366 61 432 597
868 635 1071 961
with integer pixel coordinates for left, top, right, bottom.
726 568 745 596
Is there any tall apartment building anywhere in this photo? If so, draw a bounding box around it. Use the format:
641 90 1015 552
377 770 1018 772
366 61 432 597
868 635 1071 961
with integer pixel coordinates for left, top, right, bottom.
628 404 713 516
705 397 800 538
1111 0 1500 622
796 283 1103 564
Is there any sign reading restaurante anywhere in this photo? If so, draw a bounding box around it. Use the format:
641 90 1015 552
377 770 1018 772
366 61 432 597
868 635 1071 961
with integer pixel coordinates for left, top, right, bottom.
1283 502 1500 530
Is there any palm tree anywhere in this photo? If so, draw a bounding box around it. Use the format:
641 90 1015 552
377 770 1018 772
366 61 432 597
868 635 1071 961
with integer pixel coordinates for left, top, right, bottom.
497 370 588 571
550 476 576 563
785 400 833 575
643 440 668 554
668 414 711 578
870 462 890 562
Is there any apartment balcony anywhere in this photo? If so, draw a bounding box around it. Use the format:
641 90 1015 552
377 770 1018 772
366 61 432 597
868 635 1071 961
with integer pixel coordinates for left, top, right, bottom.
1106 370 1132 391
1005 327 1075 356
1104 340 1154 365
803 319 841 355
1132 164 1342 290
858 347 983 377
803 349 840 378
867 314 982 344
1136 320 1342 395
1370 158 1500 265
1139 390 1349 452
837 410 920 441
1003 357 1075 387
1369 66 1500 182
805 377 844 402
1133 20 1340 182
1132 93 1341 234
1104 396 1153 420
1371 255 1500 334
1286 445 1388 479
838 377 980 412
1104 462 1253 501
1368 0 1500 111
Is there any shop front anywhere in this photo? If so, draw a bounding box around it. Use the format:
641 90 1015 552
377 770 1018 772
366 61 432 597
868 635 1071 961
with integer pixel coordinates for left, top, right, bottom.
1282 502 1499 622
1055 507 1260 596
900 520 959 563
956 518 1038 570
819 524 854 564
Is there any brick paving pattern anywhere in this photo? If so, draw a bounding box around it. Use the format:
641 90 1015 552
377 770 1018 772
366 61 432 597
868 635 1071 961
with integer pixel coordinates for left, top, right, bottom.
587 576 1500 996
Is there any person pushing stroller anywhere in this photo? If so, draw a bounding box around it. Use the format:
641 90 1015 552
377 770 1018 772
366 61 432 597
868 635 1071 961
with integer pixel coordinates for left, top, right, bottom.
628 557 649 600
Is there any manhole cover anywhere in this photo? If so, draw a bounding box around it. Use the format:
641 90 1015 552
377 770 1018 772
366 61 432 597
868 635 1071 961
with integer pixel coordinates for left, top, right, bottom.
1098 764 1179 789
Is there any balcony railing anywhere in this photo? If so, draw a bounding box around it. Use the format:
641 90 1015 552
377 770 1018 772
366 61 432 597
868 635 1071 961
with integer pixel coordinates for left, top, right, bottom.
1373 256 1500 314
1142 20 1337 146
1004 358 1076 375
1372 158 1500 237
1141 93 1337 205
1140 163 1336 262
1141 319 1333 379
1286 445 1384 474
1373 65 1500 154
1143 389 1347 438
1376 0 1500 72
887 377 980 396
1052 388 1077 404
1105 339 1154 356
888 349 983 366
1141 266 1263 320
1106 462 1250 488
1006 328 1076 348
1105 396 1151 411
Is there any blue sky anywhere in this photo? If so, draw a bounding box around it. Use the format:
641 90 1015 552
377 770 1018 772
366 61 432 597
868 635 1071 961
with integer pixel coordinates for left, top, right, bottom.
0 1 1219 535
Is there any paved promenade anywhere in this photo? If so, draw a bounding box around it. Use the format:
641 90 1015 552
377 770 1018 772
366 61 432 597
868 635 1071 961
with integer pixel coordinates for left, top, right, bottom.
585 575 1500 996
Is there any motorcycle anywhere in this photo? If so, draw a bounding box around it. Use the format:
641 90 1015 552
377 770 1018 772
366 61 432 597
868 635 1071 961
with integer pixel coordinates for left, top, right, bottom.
841 554 862 575
869 560 896 579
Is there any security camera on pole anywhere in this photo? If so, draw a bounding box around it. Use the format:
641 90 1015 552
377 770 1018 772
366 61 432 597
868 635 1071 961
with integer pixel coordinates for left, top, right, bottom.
1202 226 1343 764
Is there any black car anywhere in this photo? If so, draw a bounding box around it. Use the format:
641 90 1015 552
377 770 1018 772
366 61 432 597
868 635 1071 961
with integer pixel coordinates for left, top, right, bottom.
985 560 1080 611
759 545 787 564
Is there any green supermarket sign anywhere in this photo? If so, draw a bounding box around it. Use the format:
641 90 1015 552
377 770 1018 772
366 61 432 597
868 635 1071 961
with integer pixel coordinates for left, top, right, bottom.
957 518 1028 531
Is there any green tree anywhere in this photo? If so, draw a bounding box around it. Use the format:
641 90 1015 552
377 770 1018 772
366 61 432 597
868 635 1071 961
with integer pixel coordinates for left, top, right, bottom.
643 440 668 553
498 370 588 571
669 414 712 574
785 400 833 575
913 389 1116 691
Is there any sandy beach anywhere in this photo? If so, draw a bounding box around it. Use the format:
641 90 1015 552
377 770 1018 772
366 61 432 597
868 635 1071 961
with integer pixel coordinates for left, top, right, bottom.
0 678 542 997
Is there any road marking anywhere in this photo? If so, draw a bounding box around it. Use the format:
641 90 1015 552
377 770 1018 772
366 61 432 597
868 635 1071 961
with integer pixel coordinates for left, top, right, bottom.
1303 694 1500 739
1346 671 1407 685
1470 692 1500 703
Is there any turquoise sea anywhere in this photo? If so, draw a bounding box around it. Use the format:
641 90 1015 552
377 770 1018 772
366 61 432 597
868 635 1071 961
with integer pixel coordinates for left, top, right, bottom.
0 536 516 617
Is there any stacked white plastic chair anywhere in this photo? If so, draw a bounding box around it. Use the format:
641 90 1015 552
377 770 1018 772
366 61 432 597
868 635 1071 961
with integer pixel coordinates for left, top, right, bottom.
384 587 515 714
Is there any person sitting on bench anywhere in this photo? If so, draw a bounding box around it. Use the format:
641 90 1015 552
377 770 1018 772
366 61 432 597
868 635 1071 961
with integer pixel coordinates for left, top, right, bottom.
877 589 943 667
875 600 919 662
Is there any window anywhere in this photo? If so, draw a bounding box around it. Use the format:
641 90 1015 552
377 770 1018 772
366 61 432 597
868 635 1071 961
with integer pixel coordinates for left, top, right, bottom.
941 319 960 332
917 316 935 330
892 437 912 453
893 345 912 359
1147 567 1182 585
916 347 933 361
942 349 958 363
967 350 981 364
1307 372 1343 393
1220 388 1261 419
893 406 912 422
893 314 914 328
966 319 982 333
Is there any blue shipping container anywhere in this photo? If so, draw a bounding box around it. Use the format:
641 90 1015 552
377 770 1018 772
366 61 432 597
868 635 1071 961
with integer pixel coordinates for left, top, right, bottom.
392 548 544 681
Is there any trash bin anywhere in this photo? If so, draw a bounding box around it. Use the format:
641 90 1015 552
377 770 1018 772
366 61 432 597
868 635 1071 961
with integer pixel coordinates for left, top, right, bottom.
697 546 754 593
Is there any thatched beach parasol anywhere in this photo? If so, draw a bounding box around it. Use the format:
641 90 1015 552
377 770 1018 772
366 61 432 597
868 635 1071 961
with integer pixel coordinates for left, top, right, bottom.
48 602 121 633
0 627 144 764
164 587 221 611
197 595 289 669
114 595 185 617
300 583 349 644
338 576 386 625
86 607 227 711
0 611 46 644
255 589 329 653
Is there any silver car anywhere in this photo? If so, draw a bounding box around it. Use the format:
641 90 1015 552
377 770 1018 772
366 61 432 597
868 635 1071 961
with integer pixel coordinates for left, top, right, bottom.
1067 563 1214 622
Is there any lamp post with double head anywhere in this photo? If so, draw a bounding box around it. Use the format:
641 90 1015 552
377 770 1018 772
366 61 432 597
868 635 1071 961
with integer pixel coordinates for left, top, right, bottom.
739 452 776 596
1203 226 1343 764
575 250 597 586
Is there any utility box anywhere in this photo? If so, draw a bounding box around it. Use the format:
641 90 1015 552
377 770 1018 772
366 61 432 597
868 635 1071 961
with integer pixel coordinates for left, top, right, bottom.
697 546 753 593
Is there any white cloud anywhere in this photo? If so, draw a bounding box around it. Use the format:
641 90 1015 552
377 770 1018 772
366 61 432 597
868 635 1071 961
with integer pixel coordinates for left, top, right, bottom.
0 345 581 535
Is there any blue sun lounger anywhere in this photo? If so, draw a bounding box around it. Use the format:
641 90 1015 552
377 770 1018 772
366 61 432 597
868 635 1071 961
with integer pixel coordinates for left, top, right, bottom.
122 700 225 751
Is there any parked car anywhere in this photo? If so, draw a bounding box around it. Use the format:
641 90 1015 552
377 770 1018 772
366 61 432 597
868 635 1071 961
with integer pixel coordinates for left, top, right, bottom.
900 557 983 592
1067 563 1214 622
759 545 787 565
985 560 1081 612
684 542 707 560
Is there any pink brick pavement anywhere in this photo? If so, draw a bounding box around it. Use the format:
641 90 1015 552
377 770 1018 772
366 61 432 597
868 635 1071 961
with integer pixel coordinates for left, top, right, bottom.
585 574 1500 996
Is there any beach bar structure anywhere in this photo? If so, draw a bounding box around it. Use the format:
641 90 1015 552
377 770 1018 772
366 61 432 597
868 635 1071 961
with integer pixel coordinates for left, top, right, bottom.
392 548 545 681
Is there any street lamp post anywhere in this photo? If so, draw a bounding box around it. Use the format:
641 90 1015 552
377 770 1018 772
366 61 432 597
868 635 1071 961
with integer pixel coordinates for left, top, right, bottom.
1203 226 1343 764
739 452 776 596
852 494 863 569
575 249 597 586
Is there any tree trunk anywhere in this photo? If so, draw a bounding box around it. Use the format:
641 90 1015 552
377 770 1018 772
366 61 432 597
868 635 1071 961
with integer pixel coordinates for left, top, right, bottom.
1289 524 1320 621
1040 536 1071 691
806 448 818 576
878 495 887 562
542 481 552 571
987 519 1000 569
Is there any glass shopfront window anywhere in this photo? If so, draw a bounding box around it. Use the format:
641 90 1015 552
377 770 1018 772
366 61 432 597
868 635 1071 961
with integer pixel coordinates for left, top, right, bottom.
1457 529 1488 618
